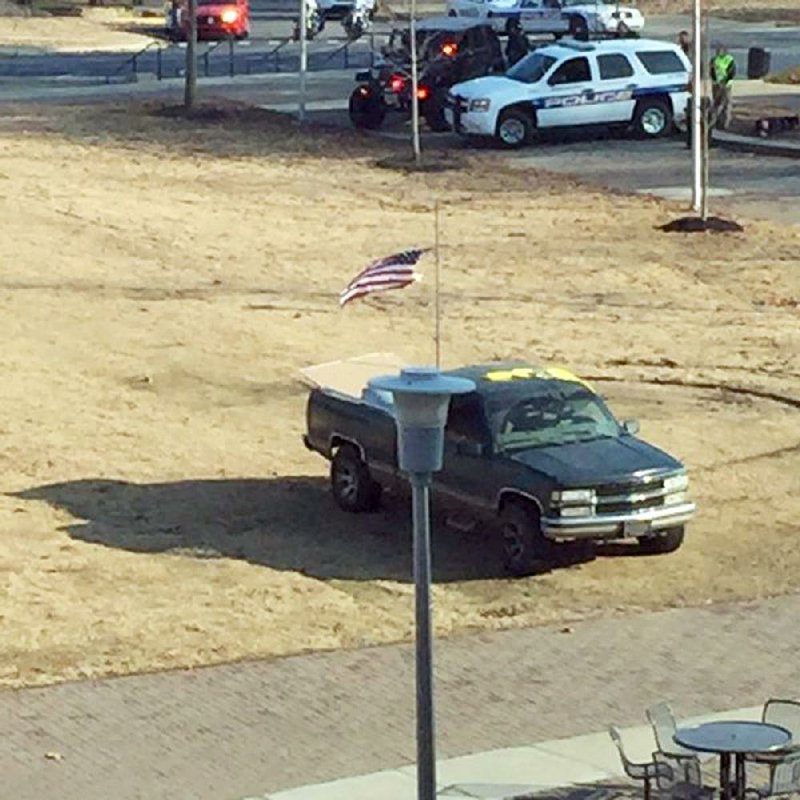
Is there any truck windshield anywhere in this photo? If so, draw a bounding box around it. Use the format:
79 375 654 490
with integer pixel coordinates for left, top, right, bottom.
495 391 621 451
506 52 557 84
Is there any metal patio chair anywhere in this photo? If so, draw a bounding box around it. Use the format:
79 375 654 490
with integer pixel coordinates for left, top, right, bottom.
745 753 800 798
647 702 709 765
747 699 800 766
609 725 672 800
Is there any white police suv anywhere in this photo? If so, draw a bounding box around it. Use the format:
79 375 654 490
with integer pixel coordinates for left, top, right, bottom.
444 38 690 148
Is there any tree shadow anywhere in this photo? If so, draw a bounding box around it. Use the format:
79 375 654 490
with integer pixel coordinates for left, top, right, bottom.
13 476 601 582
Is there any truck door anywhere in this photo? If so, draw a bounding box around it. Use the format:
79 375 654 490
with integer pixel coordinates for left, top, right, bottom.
433 393 495 516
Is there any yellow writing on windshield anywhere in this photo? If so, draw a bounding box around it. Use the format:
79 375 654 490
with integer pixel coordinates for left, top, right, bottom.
483 366 594 393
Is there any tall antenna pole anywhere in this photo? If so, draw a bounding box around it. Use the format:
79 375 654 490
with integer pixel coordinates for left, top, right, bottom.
299 0 308 122
701 7 710 221
434 201 441 369
409 0 422 166
691 0 702 212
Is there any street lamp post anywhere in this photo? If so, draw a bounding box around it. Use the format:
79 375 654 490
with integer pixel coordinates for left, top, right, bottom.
369 367 475 800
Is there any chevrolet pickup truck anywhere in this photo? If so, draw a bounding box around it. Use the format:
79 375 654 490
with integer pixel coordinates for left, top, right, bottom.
303 362 696 575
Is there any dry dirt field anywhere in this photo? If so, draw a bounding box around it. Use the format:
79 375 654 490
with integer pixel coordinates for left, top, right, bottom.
0 100 798 689
0 7 159 52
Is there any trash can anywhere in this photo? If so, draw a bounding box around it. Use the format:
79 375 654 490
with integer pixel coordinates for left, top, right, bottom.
747 47 771 79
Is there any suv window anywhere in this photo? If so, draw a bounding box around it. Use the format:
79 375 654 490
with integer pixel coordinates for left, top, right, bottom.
548 56 591 85
507 51 556 83
597 53 634 80
635 50 685 74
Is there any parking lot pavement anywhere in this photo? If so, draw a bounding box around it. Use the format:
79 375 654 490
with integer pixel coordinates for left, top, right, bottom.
3 594 800 800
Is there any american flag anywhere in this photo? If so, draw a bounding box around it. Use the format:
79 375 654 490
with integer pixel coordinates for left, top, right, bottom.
339 249 428 307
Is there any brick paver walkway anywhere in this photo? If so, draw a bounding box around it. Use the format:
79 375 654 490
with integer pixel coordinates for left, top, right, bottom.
3 594 800 800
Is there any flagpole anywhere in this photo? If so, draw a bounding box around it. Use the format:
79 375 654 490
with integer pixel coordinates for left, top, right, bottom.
434 202 441 369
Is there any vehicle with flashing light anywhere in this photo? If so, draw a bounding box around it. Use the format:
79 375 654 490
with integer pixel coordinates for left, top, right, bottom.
446 0 644 39
303 361 696 575
445 38 690 148
166 0 250 40
348 16 505 131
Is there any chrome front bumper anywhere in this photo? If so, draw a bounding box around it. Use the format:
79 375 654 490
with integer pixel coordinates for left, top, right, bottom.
542 502 696 540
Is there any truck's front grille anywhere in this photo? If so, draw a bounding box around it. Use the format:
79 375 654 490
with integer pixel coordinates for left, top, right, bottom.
595 478 668 514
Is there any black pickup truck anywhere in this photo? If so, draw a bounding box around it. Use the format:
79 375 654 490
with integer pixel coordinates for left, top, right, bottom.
304 362 696 574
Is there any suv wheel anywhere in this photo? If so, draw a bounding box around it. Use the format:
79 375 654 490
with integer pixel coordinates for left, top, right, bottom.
496 108 534 149
632 98 673 138
331 445 382 512
500 500 554 575
637 526 685 554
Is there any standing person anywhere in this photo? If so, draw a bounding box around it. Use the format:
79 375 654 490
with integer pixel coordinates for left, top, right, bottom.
505 18 529 68
710 43 736 129
677 30 690 56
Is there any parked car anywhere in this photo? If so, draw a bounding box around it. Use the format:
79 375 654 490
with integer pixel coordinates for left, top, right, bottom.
318 0 376 20
348 17 505 131
166 0 250 41
303 361 696 575
445 38 690 147
446 0 645 39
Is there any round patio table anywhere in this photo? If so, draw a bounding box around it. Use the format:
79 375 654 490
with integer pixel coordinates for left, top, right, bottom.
674 721 791 800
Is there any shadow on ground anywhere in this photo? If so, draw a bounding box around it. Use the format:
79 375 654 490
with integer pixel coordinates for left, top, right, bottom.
13 475 609 583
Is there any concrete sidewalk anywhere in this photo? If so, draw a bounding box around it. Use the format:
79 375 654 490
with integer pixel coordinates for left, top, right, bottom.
256 706 761 800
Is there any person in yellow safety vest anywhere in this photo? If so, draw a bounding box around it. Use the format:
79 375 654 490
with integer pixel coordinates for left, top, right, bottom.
710 44 736 130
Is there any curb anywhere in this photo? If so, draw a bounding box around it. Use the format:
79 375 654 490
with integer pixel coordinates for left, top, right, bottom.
712 129 800 158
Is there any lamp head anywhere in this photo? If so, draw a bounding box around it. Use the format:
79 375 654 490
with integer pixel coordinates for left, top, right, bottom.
369 367 475 473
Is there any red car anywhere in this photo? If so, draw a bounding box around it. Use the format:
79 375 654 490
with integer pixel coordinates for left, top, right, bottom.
167 0 250 41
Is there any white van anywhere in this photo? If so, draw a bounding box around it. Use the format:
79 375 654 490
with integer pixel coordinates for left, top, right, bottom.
444 38 689 147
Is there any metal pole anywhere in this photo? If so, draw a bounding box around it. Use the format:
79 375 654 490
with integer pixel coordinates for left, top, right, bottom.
409 0 422 166
691 0 701 212
229 34 235 78
409 472 436 800
434 202 441 370
299 0 307 122
701 7 710 221
184 0 197 108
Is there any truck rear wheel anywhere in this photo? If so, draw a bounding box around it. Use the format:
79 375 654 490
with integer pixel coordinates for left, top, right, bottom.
637 526 684 554
331 444 382 512
500 500 554 576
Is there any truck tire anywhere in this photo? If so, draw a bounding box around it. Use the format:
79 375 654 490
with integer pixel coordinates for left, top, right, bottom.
423 96 450 132
568 14 589 41
349 87 386 130
499 500 555 576
637 526 684 555
331 445 382 512
632 98 673 139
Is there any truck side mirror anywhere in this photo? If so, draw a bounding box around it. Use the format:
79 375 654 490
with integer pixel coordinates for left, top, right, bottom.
455 440 484 457
622 419 640 436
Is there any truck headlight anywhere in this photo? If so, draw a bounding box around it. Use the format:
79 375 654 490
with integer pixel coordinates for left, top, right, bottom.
469 98 491 112
559 506 593 518
552 488 596 504
663 473 689 492
665 492 686 506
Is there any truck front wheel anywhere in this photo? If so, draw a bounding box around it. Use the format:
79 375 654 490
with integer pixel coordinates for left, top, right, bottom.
331 445 382 512
499 500 555 576
637 525 684 554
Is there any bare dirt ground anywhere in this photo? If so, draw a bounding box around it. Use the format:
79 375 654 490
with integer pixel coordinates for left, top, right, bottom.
0 7 158 52
0 100 798 689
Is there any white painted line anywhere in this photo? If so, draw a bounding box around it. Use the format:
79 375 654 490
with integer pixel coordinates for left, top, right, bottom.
637 186 735 200
258 100 348 112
